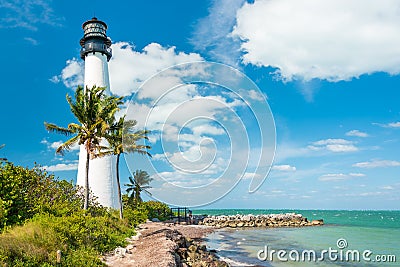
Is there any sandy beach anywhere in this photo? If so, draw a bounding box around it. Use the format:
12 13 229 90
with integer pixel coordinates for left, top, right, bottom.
104 221 226 267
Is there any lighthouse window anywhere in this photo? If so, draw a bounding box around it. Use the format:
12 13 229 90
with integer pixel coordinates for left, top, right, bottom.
84 23 106 36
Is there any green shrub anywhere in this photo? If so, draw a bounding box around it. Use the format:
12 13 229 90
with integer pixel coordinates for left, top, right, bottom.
0 212 134 266
63 247 104 267
0 162 84 229
121 197 171 224
143 200 171 221
0 162 172 265
121 195 148 226
123 204 148 227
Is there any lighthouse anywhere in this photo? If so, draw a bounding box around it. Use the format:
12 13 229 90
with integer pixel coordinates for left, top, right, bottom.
76 17 118 208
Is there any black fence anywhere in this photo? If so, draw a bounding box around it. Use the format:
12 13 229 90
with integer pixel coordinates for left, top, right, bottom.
171 207 192 223
153 207 193 223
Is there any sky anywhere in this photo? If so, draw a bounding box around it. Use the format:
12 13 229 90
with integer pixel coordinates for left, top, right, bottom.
0 0 399 210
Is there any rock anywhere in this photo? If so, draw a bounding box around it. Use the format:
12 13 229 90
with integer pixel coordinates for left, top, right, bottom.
131 232 141 241
151 218 160 222
188 244 198 252
164 228 229 267
199 213 323 229
114 247 127 258
311 219 324 226
228 222 237 228
187 250 198 261
177 247 187 258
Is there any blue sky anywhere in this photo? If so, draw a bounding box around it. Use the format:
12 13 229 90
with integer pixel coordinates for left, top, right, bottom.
1 0 399 210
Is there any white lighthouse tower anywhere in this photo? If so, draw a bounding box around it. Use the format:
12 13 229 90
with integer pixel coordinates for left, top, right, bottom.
76 17 118 208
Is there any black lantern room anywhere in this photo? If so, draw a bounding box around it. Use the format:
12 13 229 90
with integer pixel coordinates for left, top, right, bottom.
80 17 112 61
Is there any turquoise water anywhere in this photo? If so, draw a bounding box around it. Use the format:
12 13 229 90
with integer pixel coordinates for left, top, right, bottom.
194 210 400 266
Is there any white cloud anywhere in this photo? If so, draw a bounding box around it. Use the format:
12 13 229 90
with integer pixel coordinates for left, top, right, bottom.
41 139 79 151
151 169 221 188
319 172 365 182
53 42 203 95
190 0 245 65
247 89 265 101
312 139 352 146
191 124 225 136
346 130 369 138
353 160 400 168
232 0 400 82
348 173 366 177
54 43 274 198
388 122 400 128
49 141 64 150
272 164 296 172
381 185 394 190
109 42 203 96
43 162 78 172
359 192 384 197
51 58 84 88
242 172 262 180
0 0 63 30
319 173 348 182
326 144 358 153
309 139 358 152
375 121 400 128
24 37 39 46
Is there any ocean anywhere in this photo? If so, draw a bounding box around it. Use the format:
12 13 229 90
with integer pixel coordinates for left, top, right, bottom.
193 210 400 266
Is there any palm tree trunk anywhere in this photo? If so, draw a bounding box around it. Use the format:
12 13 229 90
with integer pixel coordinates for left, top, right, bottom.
135 185 140 206
116 153 123 219
84 151 90 210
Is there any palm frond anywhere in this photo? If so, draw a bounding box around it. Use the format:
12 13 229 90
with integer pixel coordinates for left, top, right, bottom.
44 122 74 136
143 189 152 197
125 187 133 193
55 135 80 155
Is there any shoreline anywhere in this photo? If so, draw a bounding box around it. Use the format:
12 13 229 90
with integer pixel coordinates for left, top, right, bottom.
103 210 399 266
103 212 324 266
104 221 228 267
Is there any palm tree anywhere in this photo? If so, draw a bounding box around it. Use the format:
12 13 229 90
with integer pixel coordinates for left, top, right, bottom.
106 116 151 219
44 85 122 210
125 170 153 206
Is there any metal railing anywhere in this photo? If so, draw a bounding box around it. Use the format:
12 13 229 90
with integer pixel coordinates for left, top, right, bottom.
170 207 190 223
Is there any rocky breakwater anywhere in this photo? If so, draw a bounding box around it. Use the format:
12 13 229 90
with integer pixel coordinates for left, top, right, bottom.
199 213 324 228
167 229 229 267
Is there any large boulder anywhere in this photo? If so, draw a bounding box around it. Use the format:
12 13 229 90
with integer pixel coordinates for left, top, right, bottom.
311 219 324 226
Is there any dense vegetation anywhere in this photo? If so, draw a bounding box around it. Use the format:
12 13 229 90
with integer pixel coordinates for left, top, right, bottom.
0 161 168 266
0 86 160 265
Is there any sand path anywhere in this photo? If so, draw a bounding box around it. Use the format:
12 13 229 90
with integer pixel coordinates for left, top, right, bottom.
103 222 215 267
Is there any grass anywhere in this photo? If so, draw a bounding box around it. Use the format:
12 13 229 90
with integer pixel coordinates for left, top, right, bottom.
0 211 136 266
